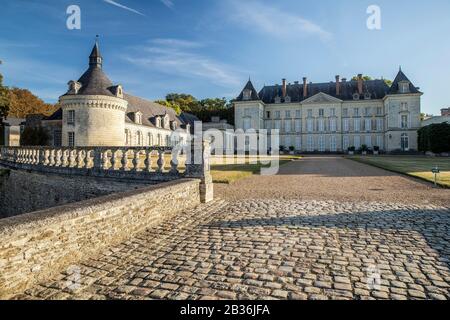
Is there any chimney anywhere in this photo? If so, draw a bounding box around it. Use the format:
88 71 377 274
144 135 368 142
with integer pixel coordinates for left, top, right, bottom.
335 75 340 95
303 77 308 97
357 74 363 94
282 79 287 98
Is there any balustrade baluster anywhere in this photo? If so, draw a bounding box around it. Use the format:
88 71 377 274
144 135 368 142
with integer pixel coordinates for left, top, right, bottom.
49 150 56 166
61 149 68 167
38 149 45 165
75 150 83 168
31 149 36 164
132 149 140 172
55 149 62 167
84 150 91 169
43 149 50 166
110 150 117 170
144 149 152 172
102 150 110 170
121 149 128 171
157 149 165 173
170 149 179 174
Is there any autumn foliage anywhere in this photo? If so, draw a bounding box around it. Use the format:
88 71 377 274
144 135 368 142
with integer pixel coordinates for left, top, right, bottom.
7 88 59 118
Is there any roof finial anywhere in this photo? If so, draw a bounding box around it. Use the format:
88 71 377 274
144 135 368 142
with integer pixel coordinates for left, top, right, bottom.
399 65 402 72
89 36 103 68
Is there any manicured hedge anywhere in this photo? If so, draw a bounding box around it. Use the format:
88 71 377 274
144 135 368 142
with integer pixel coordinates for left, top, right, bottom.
418 123 450 153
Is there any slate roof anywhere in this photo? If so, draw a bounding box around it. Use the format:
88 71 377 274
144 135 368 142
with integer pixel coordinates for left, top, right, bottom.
388 69 421 94
76 66 115 96
63 41 115 97
235 79 260 101
124 94 183 128
43 108 63 121
235 70 420 104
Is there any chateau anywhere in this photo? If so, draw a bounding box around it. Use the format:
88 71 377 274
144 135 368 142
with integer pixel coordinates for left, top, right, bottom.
31 41 195 148
234 71 422 152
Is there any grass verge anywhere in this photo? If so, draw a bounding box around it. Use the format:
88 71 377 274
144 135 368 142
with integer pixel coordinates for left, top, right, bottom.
347 156 450 188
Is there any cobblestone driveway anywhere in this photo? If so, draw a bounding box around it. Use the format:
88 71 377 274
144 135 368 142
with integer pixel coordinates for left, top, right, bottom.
19 199 450 300
16 157 450 300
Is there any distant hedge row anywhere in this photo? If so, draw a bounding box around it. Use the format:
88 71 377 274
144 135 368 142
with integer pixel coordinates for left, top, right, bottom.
418 123 450 153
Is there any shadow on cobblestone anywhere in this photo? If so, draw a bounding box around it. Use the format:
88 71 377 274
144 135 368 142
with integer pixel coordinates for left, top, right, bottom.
19 200 450 300
206 208 450 274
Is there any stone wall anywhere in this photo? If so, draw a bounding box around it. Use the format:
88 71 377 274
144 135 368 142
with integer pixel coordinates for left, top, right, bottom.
0 168 149 218
0 178 201 298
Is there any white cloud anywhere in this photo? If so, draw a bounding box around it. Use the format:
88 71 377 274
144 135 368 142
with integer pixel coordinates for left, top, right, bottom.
121 39 242 87
150 38 203 48
103 0 145 16
229 0 331 41
160 0 174 8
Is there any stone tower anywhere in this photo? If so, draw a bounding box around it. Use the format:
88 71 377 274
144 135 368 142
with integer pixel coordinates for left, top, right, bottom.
59 39 128 147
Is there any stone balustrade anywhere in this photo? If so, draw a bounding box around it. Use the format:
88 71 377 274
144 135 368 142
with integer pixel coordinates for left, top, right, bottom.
0 146 177 172
0 142 213 203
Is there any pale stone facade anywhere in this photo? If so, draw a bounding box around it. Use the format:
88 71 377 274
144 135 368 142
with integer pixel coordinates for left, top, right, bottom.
234 71 422 153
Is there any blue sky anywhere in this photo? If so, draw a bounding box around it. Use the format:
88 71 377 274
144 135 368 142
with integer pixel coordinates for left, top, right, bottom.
1 0 449 115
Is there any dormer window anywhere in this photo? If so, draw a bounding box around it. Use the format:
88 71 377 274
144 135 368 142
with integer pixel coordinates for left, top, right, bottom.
364 92 371 100
68 81 82 94
155 117 162 128
116 85 123 98
399 81 410 93
284 95 291 103
159 114 170 129
274 96 281 104
133 111 142 124
171 121 177 130
243 89 252 101
353 93 360 100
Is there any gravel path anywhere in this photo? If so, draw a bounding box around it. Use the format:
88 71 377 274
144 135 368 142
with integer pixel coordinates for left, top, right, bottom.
215 156 450 206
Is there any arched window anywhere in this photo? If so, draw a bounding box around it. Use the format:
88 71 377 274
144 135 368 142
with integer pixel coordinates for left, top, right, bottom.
136 131 143 146
125 129 131 146
148 133 154 146
157 134 162 146
165 135 170 146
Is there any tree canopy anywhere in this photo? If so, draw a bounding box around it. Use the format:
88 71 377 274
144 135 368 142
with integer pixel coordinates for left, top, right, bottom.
0 72 10 123
351 75 392 87
157 93 234 124
7 88 59 118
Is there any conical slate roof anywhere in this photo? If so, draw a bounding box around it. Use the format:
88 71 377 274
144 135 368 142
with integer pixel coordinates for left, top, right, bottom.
235 79 260 101
77 66 114 96
388 68 421 94
69 41 115 96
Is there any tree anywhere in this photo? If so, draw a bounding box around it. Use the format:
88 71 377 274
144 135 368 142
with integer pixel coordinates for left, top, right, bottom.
351 75 373 81
20 126 50 146
7 88 59 118
0 72 10 123
155 99 182 115
165 93 200 113
351 75 392 86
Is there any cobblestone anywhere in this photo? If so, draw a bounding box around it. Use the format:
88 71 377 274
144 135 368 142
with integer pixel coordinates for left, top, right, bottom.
14 157 450 300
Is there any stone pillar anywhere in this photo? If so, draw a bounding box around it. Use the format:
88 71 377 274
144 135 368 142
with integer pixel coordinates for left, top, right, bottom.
185 139 213 203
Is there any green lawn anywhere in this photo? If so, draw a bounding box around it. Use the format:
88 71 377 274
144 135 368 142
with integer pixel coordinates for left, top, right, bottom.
348 156 450 188
211 155 300 184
